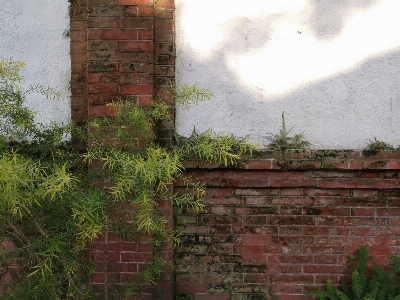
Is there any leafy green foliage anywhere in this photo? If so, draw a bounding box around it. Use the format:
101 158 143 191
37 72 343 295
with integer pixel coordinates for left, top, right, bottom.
171 83 214 109
268 112 311 151
367 137 395 151
176 129 258 166
305 246 400 300
0 57 256 298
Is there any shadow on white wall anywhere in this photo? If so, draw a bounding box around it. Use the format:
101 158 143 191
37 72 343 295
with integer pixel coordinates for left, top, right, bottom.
176 0 400 149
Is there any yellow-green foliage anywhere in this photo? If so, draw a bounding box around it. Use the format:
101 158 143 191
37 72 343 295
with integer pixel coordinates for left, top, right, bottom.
0 57 257 299
367 137 396 151
176 129 258 166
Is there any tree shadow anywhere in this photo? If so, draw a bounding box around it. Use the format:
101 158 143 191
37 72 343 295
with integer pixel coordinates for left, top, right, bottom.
176 0 399 149
308 0 380 41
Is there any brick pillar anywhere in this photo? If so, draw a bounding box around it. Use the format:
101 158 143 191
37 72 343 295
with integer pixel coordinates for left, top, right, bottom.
70 0 175 298
70 0 88 126
154 0 175 148
87 0 155 118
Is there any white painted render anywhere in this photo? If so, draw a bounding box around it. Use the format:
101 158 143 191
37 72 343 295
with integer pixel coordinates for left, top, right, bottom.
0 0 71 125
175 0 400 149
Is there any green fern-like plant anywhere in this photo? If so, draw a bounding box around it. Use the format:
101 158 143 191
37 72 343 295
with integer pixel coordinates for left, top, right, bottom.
176 128 258 166
366 137 395 151
0 57 257 299
304 246 400 300
268 112 311 151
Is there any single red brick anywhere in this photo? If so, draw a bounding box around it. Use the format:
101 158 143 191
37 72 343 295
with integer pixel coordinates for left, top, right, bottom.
270 275 313 283
176 283 207 293
348 160 363 170
120 17 153 29
106 252 121 262
88 83 119 94
88 0 119 4
90 273 105 284
323 160 349 169
138 29 154 40
71 85 87 96
314 255 338 264
107 242 138 252
243 160 273 170
269 178 317 188
154 0 174 8
268 255 313 264
137 96 153 105
279 265 302 273
303 265 347 274
304 188 350 197
120 0 152 4
120 85 153 95
352 208 375 216
197 295 230 300
138 7 154 17
280 188 303 196
119 41 154 52
303 246 350 255
352 189 377 197
319 179 391 189
351 227 375 236
236 244 265 255
357 171 380 178
120 252 153 262
70 42 87 54
155 20 173 30
118 62 153 73
121 6 139 17
108 262 137 272
88 104 115 118
90 29 139 40
88 17 119 28
377 207 400 216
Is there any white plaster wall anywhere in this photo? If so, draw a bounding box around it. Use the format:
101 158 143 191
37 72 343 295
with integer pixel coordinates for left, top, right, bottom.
176 0 400 149
0 0 71 125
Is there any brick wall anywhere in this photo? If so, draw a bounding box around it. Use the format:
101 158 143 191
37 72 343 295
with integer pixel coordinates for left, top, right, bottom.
68 1 400 299
174 150 400 300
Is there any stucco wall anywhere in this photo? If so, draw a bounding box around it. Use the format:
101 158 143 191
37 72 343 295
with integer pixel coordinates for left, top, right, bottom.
0 0 71 125
175 0 400 149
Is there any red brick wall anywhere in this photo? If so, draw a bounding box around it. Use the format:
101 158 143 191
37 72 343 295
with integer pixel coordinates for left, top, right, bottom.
175 150 400 300
69 1 400 299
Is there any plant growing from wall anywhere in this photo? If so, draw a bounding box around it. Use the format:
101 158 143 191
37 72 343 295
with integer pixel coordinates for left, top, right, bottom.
304 246 400 300
268 112 311 151
0 57 257 299
366 137 396 151
176 128 258 166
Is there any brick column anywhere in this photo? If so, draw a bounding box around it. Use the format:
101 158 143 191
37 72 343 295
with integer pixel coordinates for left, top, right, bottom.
73 0 175 298
87 0 155 118
154 0 175 148
70 0 88 126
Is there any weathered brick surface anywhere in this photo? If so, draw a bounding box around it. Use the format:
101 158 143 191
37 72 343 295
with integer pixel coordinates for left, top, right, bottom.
175 151 400 299
69 1 400 299
153 0 175 148
70 0 88 125
87 1 156 119
78 0 174 298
